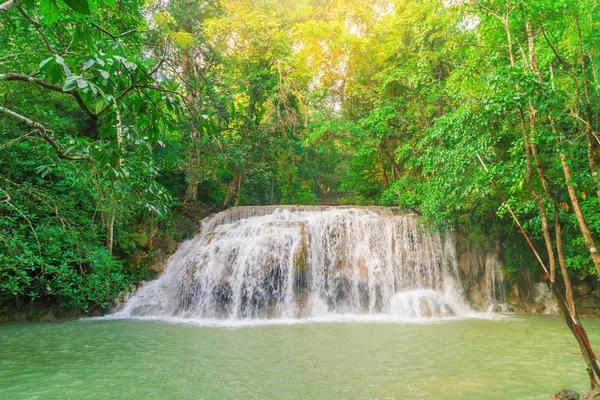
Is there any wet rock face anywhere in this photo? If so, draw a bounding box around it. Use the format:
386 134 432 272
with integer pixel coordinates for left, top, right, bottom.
572 279 600 318
581 297 600 308
454 234 507 311
453 233 600 316
488 304 504 313
573 282 593 297
455 235 487 309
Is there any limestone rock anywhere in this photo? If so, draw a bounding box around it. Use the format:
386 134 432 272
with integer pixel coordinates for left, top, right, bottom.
580 388 600 400
549 388 600 400
530 303 545 314
581 297 600 308
549 389 579 400
573 282 592 297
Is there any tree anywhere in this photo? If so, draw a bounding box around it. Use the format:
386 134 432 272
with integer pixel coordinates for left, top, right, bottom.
381 0 600 388
0 0 180 310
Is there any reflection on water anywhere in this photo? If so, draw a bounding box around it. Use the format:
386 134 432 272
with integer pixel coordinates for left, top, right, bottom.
0 315 597 400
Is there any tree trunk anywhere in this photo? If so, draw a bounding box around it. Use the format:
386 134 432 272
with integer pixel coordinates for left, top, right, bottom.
235 173 242 207
547 109 600 276
181 44 201 203
525 20 556 281
585 128 600 203
107 211 115 255
552 283 600 389
271 177 275 205
574 18 600 204
379 149 389 187
477 9 600 388
185 180 198 202
222 170 240 209
554 204 575 315
380 143 400 179
558 149 600 276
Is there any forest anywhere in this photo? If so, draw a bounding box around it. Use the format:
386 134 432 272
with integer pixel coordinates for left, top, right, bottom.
1 0 600 339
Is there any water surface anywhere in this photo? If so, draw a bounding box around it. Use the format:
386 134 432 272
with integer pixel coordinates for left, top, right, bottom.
1 315 597 399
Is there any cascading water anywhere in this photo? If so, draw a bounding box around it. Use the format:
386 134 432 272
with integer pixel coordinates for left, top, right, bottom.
484 254 508 312
117 206 473 320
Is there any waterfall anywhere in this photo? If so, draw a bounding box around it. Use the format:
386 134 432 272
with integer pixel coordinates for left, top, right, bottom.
117 206 473 320
484 254 508 312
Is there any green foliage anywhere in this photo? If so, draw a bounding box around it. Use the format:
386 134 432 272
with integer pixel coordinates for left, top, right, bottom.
278 165 318 205
3 0 600 313
0 0 180 311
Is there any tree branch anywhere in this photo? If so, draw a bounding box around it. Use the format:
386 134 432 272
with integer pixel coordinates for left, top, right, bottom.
0 129 35 149
539 23 573 72
0 0 14 12
98 53 167 115
16 5 57 55
0 105 46 130
0 106 89 160
568 112 600 145
137 85 181 96
165 59 221 112
0 73 98 119
1 72 63 92
90 23 139 41
140 84 204 125
473 1 504 22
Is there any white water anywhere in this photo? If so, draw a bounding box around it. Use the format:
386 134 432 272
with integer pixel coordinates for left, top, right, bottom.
485 254 508 312
117 206 474 321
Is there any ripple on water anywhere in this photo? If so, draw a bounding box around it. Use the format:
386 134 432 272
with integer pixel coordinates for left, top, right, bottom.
0 314 596 400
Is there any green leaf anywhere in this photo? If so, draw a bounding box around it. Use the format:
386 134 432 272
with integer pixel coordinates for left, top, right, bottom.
88 82 102 96
63 75 81 91
39 0 60 24
55 55 72 77
62 0 91 14
83 59 95 70
48 63 64 83
39 57 54 70
123 61 137 71
99 70 110 79
95 99 106 114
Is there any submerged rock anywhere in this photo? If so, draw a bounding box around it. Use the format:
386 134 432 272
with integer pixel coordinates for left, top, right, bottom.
550 389 580 400
550 389 600 400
